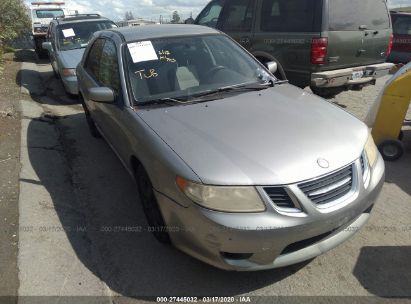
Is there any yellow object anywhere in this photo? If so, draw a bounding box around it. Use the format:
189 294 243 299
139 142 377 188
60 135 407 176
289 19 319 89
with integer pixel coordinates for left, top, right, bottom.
365 62 411 160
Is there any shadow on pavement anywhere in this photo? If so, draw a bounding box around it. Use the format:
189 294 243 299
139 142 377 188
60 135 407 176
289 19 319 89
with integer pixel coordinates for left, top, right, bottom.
353 246 411 297
26 112 307 298
14 49 79 106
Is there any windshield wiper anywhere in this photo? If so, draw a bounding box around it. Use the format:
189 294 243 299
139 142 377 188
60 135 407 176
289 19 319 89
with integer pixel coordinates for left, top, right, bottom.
190 81 273 100
138 96 188 106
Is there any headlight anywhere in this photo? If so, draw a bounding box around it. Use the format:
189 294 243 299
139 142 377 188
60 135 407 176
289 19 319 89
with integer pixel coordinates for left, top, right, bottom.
176 177 266 213
62 68 76 77
365 134 378 167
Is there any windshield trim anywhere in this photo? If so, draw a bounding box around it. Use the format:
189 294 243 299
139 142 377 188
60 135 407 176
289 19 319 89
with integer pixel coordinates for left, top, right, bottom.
122 33 276 107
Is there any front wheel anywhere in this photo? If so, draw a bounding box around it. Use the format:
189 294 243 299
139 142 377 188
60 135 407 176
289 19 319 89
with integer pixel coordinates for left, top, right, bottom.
135 165 171 244
378 139 404 161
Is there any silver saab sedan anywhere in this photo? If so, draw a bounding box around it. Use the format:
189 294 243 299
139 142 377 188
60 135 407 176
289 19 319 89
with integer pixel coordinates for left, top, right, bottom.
76 25 385 271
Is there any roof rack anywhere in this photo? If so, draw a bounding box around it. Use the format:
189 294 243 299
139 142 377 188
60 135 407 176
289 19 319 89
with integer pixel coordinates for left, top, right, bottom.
53 13 103 23
64 13 101 18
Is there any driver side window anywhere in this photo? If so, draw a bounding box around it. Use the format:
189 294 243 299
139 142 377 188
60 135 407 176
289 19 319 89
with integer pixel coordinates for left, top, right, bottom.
99 40 121 94
85 38 105 79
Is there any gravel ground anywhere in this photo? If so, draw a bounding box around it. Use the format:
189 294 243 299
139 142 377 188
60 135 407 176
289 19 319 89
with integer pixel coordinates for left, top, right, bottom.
0 51 22 300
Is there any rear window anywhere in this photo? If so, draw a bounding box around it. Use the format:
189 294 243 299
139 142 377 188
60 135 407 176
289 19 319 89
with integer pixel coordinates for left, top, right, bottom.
35 9 64 18
260 0 323 32
329 0 390 31
392 15 411 35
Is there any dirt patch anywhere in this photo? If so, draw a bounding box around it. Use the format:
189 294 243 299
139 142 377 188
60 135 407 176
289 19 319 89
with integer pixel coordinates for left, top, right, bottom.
0 51 24 298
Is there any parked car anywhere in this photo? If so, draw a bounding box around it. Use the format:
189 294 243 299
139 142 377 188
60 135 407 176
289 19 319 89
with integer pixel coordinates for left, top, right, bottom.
77 25 385 271
42 14 117 95
388 11 411 64
190 0 394 98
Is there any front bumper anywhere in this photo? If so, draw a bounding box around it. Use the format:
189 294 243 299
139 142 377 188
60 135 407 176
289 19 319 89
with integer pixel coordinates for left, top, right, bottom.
311 62 394 88
61 75 79 95
388 50 411 64
155 153 385 271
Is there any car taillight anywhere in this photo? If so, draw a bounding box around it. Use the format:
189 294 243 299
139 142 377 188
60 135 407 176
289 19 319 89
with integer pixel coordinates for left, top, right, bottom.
386 34 393 57
311 38 328 65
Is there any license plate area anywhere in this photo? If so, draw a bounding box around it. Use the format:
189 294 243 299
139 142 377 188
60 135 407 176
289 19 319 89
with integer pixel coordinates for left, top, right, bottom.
351 70 364 80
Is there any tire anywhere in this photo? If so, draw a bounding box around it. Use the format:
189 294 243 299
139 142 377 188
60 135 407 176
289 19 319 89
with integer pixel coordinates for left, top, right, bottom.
378 139 404 161
310 86 343 99
53 66 60 79
135 164 171 244
81 102 101 138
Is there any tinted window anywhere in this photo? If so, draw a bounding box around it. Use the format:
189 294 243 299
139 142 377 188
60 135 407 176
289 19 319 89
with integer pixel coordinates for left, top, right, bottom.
260 0 322 32
329 0 390 31
392 15 411 35
197 0 225 28
221 0 255 31
57 21 116 51
85 38 105 78
99 40 121 93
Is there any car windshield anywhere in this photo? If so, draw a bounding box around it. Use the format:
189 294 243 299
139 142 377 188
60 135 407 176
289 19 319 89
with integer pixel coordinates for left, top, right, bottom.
125 34 276 104
35 9 64 18
58 21 116 51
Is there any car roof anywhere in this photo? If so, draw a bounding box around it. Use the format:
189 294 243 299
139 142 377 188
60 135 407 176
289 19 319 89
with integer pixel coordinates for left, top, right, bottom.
108 24 220 42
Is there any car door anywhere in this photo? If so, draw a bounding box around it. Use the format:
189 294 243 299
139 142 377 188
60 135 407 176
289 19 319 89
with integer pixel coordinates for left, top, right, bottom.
81 37 105 128
93 37 131 161
217 0 257 50
82 36 133 163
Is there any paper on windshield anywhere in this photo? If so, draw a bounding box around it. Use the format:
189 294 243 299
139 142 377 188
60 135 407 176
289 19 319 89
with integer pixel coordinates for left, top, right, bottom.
127 41 158 63
62 28 76 38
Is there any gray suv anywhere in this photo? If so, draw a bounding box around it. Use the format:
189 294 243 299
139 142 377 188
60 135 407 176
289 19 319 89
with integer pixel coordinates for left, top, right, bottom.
191 0 394 97
42 14 116 95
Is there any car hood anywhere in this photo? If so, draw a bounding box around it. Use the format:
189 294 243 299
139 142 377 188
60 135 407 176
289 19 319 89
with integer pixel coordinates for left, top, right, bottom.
137 84 369 185
58 48 85 69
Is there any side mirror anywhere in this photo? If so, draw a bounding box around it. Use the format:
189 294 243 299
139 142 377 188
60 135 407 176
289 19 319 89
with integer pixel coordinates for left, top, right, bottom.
185 18 195 24
265 61 278 74
42 42 52 51
88 87 115 103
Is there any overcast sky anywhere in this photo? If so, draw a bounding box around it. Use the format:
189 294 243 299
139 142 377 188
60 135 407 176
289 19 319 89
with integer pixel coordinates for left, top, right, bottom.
26 0 411 22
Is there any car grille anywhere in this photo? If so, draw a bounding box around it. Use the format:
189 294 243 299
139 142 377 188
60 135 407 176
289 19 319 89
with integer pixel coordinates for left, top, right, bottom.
299 165 354 205
262 187 295 209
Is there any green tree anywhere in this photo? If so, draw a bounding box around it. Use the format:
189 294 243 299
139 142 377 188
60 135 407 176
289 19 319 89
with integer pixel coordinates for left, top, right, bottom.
171 11 181 24
0 0 30 48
